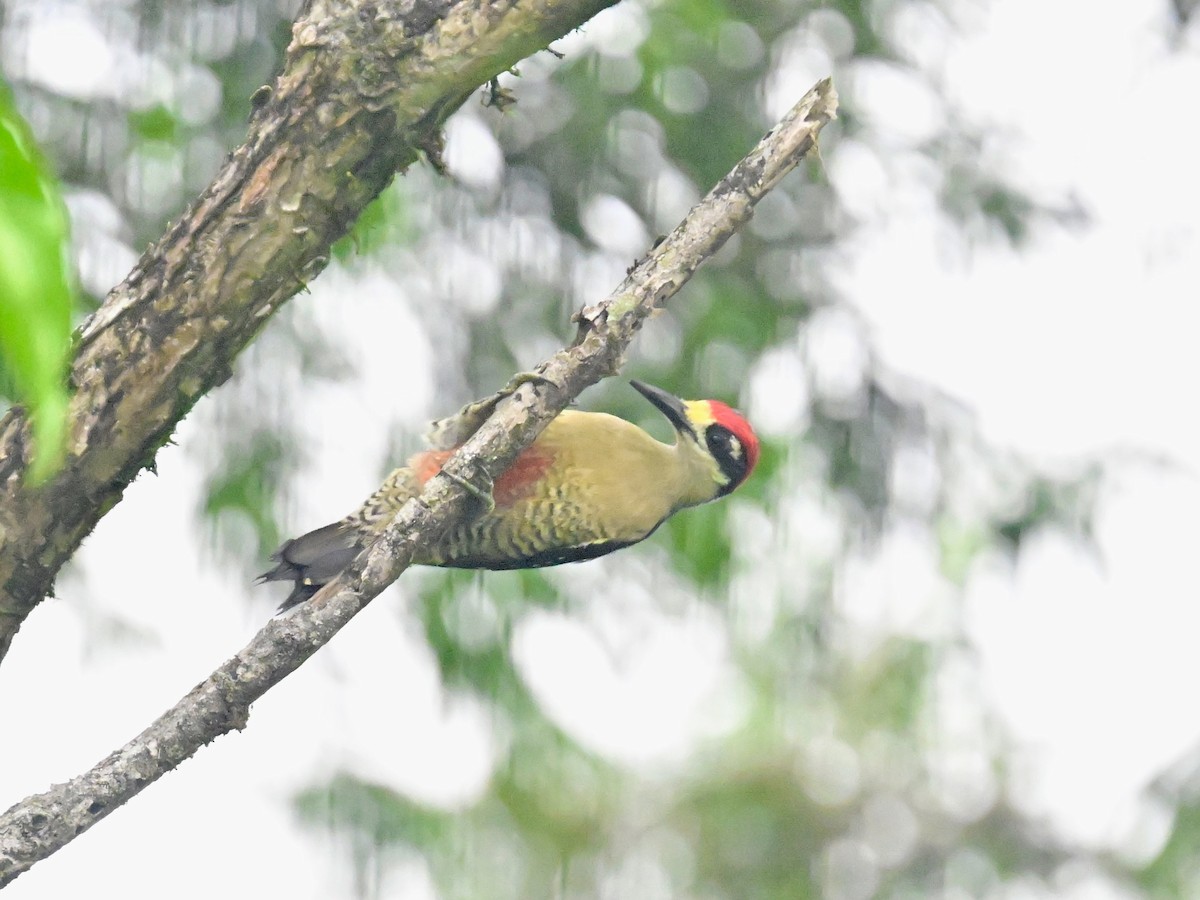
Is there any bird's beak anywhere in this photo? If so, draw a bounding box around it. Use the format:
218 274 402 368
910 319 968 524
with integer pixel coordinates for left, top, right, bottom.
630 380 692 433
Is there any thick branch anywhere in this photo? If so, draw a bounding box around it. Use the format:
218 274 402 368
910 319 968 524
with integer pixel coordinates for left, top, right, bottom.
0 0 617 662
0 78 837 886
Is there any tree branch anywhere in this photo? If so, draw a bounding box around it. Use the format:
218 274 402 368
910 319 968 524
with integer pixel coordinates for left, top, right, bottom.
0 78 837 887
0 0 619 663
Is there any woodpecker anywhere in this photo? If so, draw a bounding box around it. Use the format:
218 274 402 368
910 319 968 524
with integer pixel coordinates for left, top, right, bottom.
260 381 759 610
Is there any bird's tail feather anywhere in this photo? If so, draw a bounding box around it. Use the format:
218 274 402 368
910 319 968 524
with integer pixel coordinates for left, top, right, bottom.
259 521 362 611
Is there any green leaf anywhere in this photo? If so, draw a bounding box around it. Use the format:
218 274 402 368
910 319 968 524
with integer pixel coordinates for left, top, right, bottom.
127 104 179 142
0 80 74 482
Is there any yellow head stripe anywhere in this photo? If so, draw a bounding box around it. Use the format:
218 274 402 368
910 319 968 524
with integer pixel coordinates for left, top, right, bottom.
683 400 717 428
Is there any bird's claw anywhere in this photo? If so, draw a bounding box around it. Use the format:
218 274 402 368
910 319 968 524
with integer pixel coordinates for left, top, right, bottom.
443 467 496 513
502 371 560 395
426 372 562 449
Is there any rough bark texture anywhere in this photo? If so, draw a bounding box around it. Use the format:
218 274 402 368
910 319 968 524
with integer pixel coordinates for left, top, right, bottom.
0 0 617 662
0 79 838 886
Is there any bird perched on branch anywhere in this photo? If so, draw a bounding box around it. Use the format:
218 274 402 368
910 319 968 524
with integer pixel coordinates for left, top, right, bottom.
260 380 759 610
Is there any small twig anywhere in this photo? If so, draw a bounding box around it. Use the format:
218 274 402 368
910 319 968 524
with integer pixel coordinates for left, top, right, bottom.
0 78 837 887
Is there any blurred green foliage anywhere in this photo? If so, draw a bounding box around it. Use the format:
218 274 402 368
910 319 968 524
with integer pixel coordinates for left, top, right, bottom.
1138 790 1200 896
202 430 288 562
0 78 73 481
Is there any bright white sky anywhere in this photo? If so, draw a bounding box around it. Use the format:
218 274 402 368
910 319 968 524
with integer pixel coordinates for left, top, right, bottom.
4 1 1200 898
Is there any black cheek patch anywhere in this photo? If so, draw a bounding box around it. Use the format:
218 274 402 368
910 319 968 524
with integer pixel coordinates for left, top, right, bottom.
706 426 750 493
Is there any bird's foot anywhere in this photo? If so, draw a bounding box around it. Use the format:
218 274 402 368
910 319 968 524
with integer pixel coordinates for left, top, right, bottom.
442 466 496 513
426 371 561 449
502 370 560 395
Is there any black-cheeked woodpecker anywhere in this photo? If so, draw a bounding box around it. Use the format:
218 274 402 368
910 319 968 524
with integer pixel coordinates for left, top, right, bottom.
260 381 759 609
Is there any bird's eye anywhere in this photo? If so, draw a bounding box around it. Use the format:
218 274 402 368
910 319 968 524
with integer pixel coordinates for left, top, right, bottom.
706 426 750 493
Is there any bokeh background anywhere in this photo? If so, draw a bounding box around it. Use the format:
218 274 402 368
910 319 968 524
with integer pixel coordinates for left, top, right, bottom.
4 0 1200 897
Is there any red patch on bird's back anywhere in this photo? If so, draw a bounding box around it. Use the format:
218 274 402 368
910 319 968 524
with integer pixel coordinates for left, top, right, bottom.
409 446 554 507
495 448 555 505
410 449 454 485
707 401 761 476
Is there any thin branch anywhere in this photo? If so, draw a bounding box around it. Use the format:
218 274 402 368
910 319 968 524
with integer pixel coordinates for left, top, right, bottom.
0 78 837 886
0 0 618 663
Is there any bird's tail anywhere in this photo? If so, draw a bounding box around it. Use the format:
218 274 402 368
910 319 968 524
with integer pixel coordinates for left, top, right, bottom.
258 521 362 611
